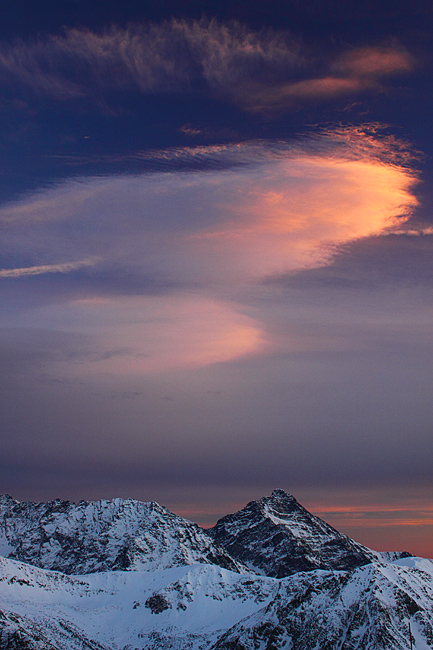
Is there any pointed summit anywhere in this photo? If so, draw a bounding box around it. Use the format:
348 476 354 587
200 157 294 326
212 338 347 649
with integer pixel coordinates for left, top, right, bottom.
209 490 376 577
263 489 301 513
270 488 297 501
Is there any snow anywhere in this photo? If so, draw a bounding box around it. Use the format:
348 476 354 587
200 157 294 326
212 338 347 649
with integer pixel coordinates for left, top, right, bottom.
0 558 275 649
0 495 244 575
1 552 433 649
0 540 13 556
392 556 433 570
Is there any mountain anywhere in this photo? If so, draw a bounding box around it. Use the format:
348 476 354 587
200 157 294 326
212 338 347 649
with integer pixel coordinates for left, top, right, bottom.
209 488 385 577
0 494 243 575
0 490 387 580
0 490 429 650
1 555 432 650
211 557 433 650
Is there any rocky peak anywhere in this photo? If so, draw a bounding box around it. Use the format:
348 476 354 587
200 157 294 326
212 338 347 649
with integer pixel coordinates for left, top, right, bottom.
271 488 295 500
209 490 377 577
256 489 303 515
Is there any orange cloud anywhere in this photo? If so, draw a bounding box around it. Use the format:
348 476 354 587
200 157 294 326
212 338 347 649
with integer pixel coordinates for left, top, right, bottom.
187 153 418 281
334 47 413 77
241 77 365 113
283 77 363 98
313 507 433 528
302 487 433 534
63 294 263 375
242 46 413 113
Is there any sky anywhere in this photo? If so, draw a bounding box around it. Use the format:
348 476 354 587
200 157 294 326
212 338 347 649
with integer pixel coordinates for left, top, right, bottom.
1 0 433 557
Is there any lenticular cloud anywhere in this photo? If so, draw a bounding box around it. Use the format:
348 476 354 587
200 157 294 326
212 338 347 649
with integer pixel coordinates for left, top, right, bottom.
0 128 418 285
0 128 419 372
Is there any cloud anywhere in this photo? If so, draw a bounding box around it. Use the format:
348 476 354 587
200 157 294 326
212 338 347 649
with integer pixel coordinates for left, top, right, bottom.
0 127 419 376
27 294 263 375
0 21 413 113
243 46 413 113
272 230 433 294
333 47 413 77
1 132 418 268
0 20 301 103
0 257 98 278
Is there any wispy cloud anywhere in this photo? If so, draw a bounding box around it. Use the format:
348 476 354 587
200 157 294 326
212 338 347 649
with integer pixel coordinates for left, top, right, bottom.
0 20 300 102
0 128 418 284
0 21 413 113
0 258 98 278
59 294 263 374
241 47 413 113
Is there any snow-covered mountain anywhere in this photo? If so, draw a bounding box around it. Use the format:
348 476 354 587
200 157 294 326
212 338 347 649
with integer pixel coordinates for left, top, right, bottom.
211 557 433 650
0 490 399 579
1 555 432 650
209 489 386 577
0 490 430 650
0 494 243 575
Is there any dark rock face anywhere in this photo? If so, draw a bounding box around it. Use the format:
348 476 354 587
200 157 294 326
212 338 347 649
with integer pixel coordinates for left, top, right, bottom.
0 491 425 650
209 489 377 577
145 594 172 614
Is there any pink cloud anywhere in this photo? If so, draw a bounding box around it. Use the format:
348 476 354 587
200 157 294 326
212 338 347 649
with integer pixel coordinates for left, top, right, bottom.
334 47 413 77
244 77 364 111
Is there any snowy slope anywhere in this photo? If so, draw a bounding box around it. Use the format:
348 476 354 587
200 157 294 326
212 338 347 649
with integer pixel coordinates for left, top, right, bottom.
0 495 244 575
213 557 433 649
0 557 276 650
1 555 432 650
209 489 394 577
0 491 408 580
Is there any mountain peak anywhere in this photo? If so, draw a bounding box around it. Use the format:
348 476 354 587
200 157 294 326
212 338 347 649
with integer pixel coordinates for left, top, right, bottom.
0 494 16 505
210 490 376 577
261 490 301 514
269 488 296 501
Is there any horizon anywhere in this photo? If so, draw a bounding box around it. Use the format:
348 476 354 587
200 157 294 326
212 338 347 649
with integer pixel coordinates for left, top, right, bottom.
1 0 432 561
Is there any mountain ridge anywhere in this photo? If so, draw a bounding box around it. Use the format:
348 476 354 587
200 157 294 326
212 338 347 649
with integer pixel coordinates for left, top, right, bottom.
1 553 431 650
0 490 429 650
0 490 411 578
0 493 245 575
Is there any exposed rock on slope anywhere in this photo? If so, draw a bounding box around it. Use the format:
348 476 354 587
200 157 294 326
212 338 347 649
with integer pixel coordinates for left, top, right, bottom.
0 491 427 650
209 489 381 577
210 557 433 650
0 494 243 575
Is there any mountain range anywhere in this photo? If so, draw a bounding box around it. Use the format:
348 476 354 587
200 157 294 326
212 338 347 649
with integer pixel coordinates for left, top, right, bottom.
0 489 431 650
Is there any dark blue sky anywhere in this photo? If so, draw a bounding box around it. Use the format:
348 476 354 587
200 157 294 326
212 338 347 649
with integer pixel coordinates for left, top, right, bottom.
1 0 432 556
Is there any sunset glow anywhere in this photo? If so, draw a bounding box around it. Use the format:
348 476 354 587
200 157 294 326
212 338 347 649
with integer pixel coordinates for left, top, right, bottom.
187 155 417 279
